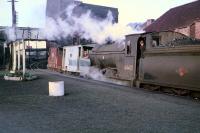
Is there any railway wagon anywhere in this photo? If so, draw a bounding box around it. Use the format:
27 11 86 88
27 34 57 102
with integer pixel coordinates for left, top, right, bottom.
90 31 200 93
62 44 95 74
47 47 63 71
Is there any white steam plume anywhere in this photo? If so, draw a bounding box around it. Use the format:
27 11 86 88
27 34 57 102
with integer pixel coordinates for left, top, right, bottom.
81 67 129 86
43 4 139 44
5 27 16 41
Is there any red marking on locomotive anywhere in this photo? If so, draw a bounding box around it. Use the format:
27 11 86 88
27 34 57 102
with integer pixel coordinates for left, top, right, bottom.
178 67 187 77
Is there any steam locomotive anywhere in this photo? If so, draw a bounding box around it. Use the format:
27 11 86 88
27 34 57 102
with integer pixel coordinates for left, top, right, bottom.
90 31 200 95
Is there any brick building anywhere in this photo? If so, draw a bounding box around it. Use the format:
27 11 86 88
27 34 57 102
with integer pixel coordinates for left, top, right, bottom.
145 0 200 39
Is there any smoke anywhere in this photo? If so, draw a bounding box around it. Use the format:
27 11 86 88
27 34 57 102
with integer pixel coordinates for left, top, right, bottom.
4 3 143 44
5 27 16 41
81 67 129 86
42 4 137 44
81 67 106 81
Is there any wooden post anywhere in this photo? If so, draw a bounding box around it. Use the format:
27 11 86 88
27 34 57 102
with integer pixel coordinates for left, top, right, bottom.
17 42 20 70
13 42 16 72
23 41 26 77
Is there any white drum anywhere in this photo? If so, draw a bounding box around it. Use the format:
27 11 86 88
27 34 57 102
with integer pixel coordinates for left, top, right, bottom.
49 81 64 96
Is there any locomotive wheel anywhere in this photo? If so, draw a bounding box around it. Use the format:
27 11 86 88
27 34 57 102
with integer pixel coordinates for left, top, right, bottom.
172 89 190 96
142 84 160 91
135 81 141 88
191 91 200 99
140 83 194 98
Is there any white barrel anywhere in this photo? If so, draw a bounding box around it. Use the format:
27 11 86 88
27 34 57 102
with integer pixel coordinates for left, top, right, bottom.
49 81 64 96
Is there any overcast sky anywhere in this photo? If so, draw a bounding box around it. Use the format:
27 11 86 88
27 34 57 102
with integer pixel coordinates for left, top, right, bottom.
0 0 196 28
0 0 46 27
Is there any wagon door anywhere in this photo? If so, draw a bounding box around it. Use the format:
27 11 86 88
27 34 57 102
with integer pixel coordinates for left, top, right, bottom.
68 46 79 72
62 48 68 71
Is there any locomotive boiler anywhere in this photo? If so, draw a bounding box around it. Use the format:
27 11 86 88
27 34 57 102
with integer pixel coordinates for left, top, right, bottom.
90 31 200 94
90 43 134 83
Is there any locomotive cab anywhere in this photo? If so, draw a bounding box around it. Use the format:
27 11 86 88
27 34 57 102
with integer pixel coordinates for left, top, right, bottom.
126 31 200 92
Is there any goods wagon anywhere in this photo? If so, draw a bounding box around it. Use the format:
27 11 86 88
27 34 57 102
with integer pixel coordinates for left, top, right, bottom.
47 47 63 71
62 44 95 74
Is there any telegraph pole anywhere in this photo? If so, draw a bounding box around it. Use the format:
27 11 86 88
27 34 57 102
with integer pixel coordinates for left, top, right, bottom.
8 0 18 28
8 0 18 72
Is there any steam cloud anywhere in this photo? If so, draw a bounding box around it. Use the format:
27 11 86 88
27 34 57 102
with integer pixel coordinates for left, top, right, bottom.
43 4 138 44
5 27 16 41
4 3 144 44
81 67 129 86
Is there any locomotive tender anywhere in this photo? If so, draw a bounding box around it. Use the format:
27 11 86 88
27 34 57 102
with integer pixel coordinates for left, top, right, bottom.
90 31 200 93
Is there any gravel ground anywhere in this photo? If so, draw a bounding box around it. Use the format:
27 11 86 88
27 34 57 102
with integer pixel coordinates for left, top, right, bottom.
0 69 200 133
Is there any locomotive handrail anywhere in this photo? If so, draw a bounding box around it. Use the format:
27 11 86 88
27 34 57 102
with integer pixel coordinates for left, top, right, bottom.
90 51 125 55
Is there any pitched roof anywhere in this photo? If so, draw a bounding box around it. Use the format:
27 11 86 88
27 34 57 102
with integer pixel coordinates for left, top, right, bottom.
145 0 200 32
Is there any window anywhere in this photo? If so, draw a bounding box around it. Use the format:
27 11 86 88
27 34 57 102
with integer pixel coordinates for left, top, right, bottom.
152 36 160 47
126 40 131 55
78 47 81 57
39 51 46 56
